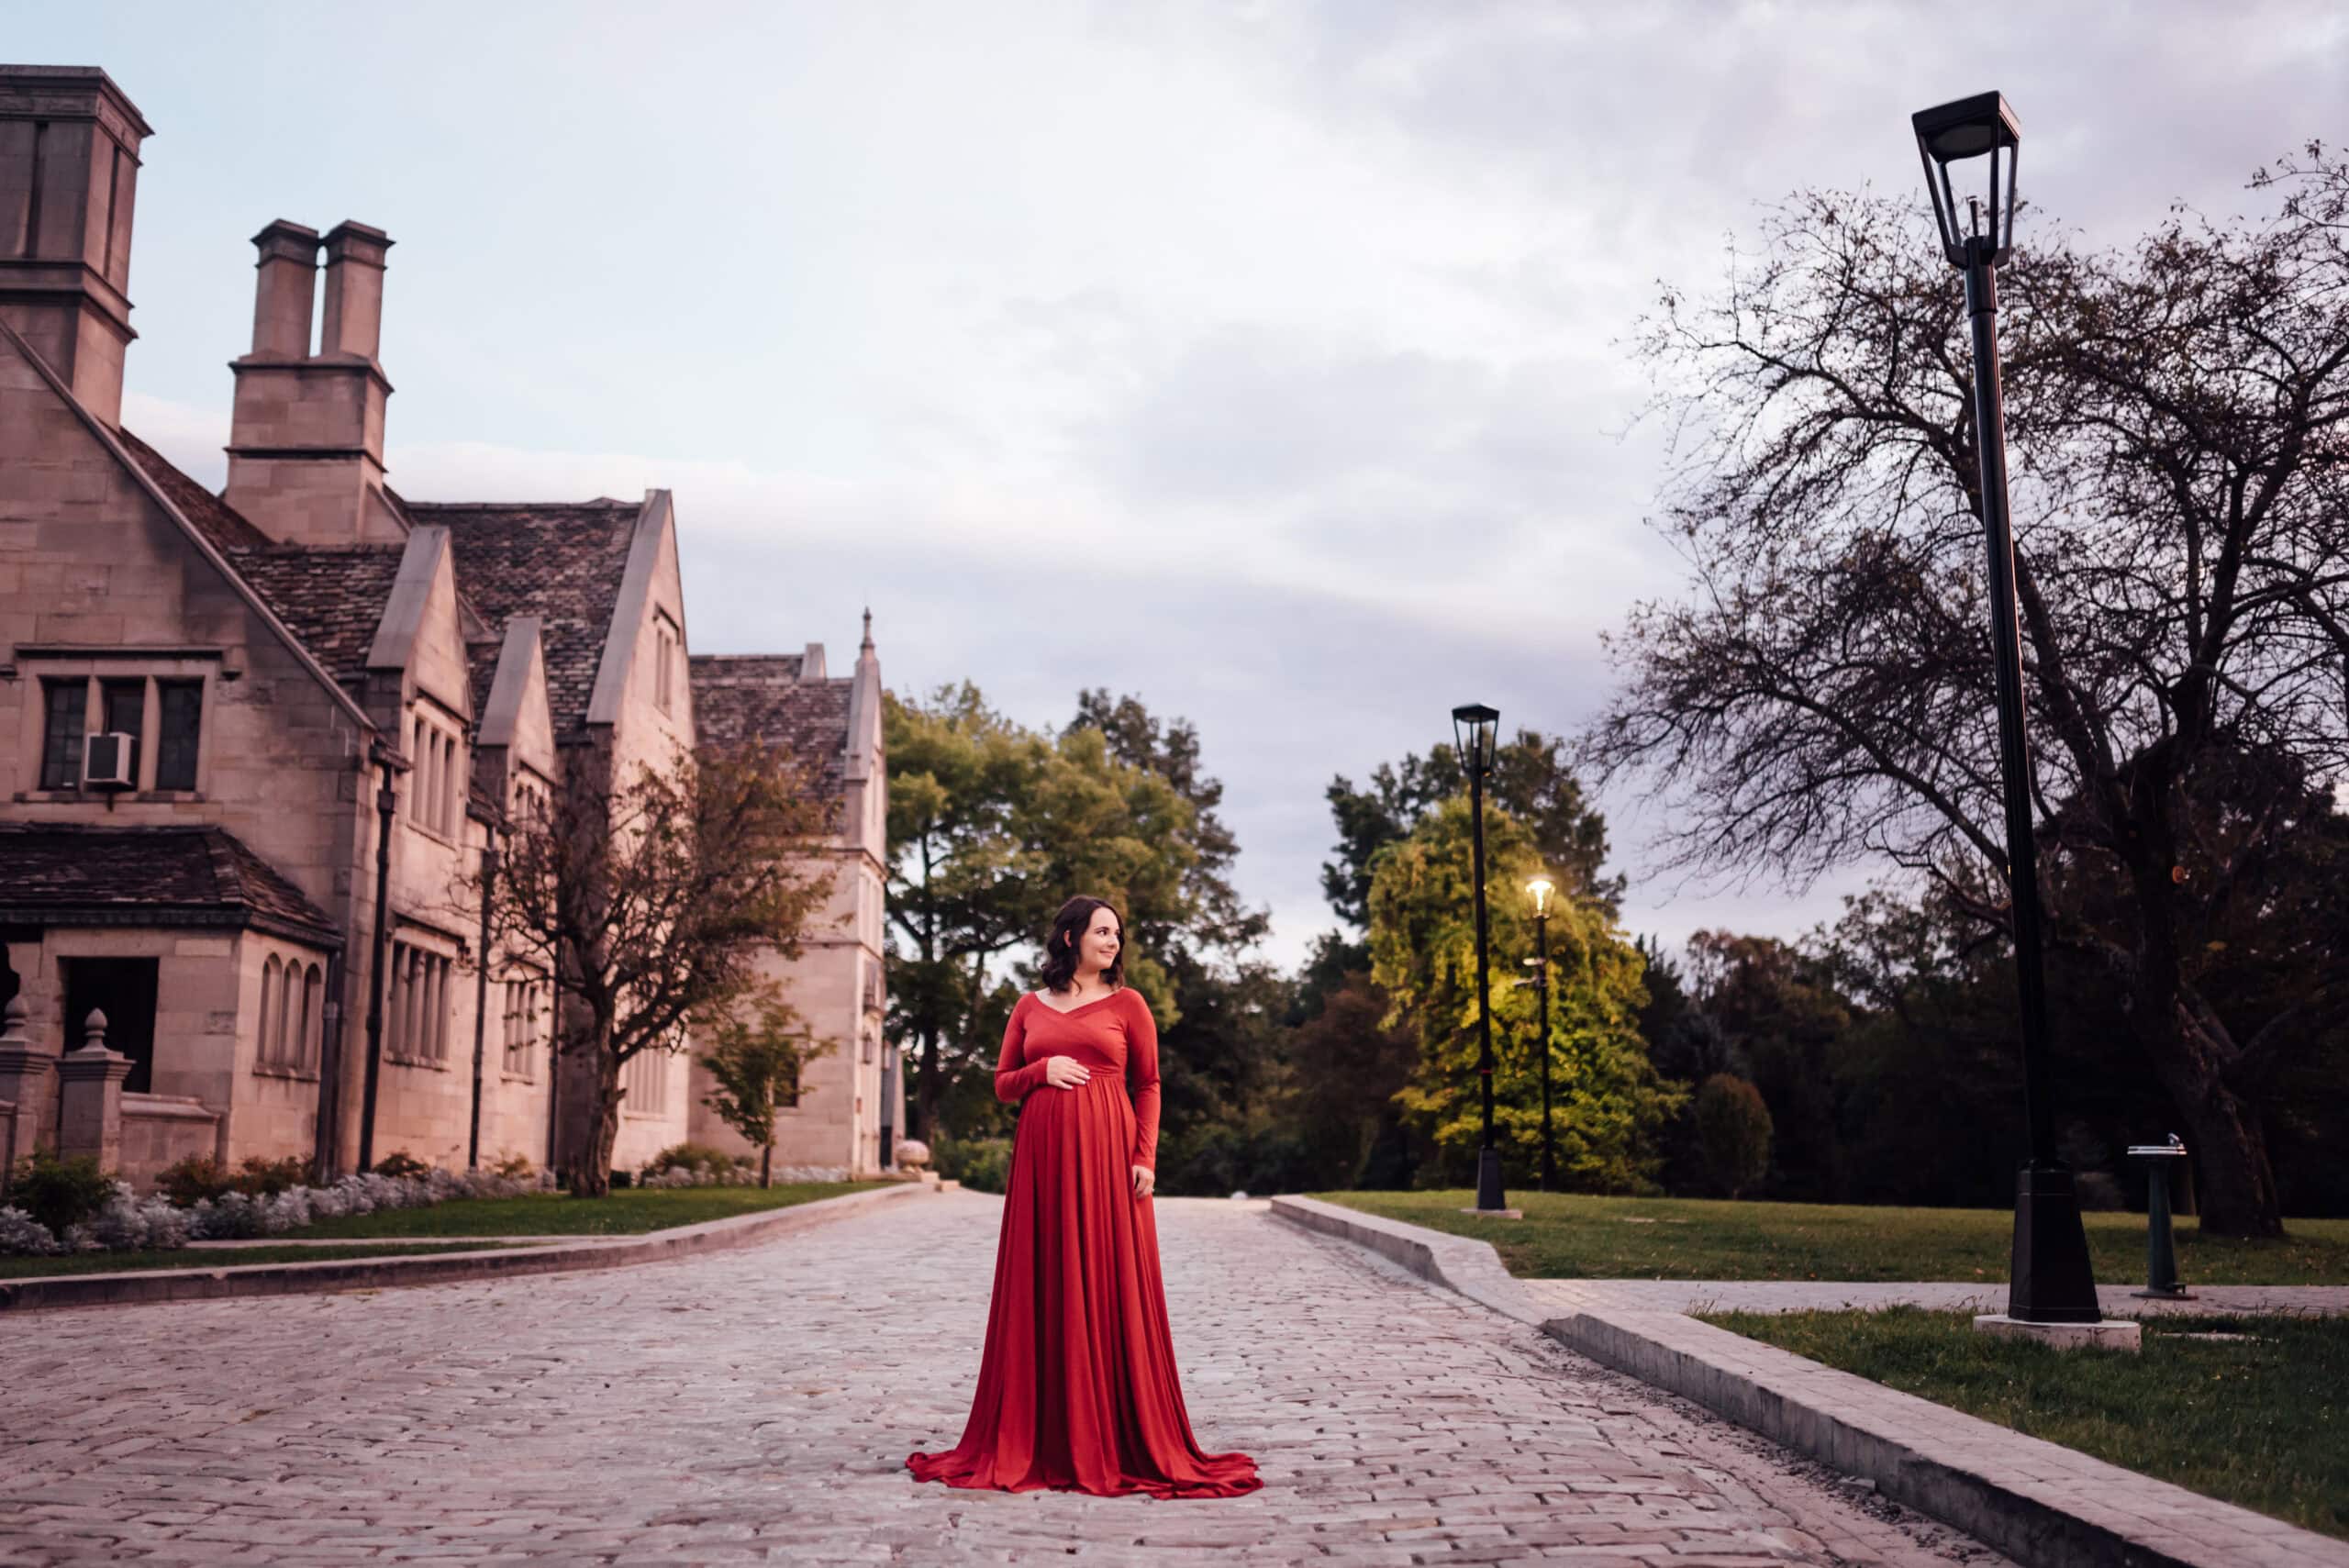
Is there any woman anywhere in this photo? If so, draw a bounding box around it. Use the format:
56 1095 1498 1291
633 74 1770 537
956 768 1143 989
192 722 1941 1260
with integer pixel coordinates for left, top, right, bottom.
907 895 1262 1498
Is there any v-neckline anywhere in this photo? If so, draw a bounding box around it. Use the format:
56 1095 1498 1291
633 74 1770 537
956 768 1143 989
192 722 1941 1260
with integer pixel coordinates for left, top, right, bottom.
1033 989 1118 1018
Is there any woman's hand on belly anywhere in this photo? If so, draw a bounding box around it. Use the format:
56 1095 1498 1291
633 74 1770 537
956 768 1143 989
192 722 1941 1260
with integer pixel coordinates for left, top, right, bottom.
1041 1055 1092 1089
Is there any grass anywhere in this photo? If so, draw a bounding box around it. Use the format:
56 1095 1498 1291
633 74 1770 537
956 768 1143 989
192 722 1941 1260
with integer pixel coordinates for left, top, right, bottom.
280 1180 885 1240
1314 1190 2349 1285
1704 1307 2349 1540
0 1241 544 1280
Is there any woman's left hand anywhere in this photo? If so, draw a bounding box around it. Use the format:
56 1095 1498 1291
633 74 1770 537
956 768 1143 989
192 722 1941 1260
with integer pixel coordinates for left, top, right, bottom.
1131 1164 1154 1200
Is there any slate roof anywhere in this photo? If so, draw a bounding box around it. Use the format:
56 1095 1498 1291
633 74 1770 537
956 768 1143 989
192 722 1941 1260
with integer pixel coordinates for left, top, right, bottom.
689 655 852 785
226 545 406 691
419 500 640 736
0 824 341 946
116 428 273 552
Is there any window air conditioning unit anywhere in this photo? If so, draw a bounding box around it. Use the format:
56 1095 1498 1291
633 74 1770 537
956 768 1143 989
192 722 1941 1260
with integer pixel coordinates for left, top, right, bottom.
83 732 137 790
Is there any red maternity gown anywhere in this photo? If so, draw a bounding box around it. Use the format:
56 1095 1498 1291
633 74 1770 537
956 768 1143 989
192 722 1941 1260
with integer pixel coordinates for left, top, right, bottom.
906 987 1262 1498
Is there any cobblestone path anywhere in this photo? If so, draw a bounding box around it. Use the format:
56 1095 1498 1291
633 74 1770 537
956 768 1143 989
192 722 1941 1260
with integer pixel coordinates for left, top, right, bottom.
0 1192 2007 1565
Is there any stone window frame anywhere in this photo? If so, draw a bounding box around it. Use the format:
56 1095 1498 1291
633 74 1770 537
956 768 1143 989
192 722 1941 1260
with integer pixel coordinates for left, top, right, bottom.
384 934 459 1071
403 697 469 843
620 1029 674 1119
651 615 681 716
497 971 547 1084
14 654 220 802
252 946 326 1082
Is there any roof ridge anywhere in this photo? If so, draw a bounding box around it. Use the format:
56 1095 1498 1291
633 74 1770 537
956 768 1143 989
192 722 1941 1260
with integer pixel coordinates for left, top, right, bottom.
405 498 637 512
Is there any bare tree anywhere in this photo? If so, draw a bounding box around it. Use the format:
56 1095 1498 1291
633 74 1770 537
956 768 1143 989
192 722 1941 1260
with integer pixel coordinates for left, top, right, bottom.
488 744 837 1196
1588 151 2349 1236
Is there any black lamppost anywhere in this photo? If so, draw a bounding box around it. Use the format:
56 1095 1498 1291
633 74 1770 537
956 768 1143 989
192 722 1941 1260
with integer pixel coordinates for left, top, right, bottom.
1911 91 2099 1325
1452 703 1508 1214
1525 875 1556 1193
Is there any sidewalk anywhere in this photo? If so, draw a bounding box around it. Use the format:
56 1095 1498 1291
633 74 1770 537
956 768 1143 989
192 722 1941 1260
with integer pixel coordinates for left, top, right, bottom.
1272 1194 2348 1568
0 1179 940 1312
1520 1278 2349 1318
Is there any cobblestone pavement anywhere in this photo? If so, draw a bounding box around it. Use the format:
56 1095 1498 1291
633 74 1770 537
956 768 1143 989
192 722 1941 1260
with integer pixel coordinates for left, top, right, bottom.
0 1192 2010 1566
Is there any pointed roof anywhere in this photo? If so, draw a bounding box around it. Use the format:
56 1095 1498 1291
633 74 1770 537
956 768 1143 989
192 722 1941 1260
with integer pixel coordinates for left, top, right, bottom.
417 499 643 735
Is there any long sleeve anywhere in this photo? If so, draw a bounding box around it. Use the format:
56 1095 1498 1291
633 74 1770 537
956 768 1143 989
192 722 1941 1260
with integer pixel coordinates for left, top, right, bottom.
995 999 1048 1103
1126 991 1161 1171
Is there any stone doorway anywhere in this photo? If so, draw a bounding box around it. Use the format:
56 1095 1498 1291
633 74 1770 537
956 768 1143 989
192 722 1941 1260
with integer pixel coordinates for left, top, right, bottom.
62 957 157 1095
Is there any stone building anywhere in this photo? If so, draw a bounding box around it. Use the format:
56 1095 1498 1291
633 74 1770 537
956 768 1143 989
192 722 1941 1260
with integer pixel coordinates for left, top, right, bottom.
0 64 895 1189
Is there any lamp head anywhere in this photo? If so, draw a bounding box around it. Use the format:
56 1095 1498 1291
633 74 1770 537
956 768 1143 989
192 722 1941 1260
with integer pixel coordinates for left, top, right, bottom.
1911 90 2021 268
1526 875 1555 917
1451 703 1500 779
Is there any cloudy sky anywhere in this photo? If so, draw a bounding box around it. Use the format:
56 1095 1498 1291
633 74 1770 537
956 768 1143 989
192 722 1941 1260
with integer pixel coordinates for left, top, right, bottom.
17 2 2345 969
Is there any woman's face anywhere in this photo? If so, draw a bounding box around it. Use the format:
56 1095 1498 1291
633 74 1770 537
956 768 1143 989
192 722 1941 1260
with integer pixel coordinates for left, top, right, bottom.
1077 908 1122 974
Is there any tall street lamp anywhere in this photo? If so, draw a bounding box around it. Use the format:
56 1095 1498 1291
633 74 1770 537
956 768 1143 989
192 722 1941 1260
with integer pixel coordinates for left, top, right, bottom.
1452 703 1508 1214
1911 91 2099 1325
1525 875 1556 1193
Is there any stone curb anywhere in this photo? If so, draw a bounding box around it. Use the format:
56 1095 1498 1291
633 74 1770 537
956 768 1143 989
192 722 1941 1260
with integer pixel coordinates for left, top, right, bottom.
1269 1195 2346 1568
0 1180 934 1314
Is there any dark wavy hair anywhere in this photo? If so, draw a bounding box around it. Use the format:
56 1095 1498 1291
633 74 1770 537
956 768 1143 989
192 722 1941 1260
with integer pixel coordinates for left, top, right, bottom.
1039 895 1125 994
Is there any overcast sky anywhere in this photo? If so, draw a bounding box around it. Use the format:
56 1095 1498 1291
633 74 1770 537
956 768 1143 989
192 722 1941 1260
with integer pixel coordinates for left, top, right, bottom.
17 2 2344 970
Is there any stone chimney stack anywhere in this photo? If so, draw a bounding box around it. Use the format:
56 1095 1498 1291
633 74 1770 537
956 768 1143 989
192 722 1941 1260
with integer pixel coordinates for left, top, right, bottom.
249 219 317 357
0 66 152 427
319 220 390 359
222 217 405 544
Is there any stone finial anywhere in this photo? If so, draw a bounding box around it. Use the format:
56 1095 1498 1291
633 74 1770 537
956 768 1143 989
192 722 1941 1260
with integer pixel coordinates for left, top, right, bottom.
0 995 25 1042
894 1138 932 1171
80 1008 108 1053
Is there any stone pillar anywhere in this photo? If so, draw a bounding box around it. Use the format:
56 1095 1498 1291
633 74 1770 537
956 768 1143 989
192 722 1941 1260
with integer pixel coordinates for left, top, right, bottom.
0 995 56 1164
55 1009 132 1170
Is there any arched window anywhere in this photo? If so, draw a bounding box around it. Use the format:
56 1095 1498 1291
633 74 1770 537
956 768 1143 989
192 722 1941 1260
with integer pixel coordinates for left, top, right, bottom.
258 954 281 1068
301 963 323 1072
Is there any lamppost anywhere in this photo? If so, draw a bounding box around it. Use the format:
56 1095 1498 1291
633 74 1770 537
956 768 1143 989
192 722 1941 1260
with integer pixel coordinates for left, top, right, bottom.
1452 703 1508 1214
1525 875 1556 1193
1911 91 2099 1325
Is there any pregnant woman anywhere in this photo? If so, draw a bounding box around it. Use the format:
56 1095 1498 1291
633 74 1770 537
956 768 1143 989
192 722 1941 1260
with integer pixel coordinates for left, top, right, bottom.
907 895 1261 1498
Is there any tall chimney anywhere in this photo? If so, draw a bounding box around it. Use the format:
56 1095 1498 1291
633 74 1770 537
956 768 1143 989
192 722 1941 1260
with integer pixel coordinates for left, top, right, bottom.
223 217 404 545
250 219 317 357
318 220 390 361
0 66 152 426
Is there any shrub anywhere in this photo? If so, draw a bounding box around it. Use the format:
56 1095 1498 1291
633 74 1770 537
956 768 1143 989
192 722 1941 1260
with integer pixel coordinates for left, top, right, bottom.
232 1154 311 1196
372 1151 430 1180
640 1141 741 1181
8 1151 117 1237
934 1136 1013 1195
87 1184 192 1251
1694 1074 1774 1199
490 1151 537 1181
156 1152 234 1207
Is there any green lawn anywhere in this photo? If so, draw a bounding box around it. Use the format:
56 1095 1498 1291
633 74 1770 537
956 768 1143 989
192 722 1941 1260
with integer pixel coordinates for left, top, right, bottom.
281 1180 885 1240
0 1241 543 1281
1315 1190 2349 1285
1706 1307 2348 1540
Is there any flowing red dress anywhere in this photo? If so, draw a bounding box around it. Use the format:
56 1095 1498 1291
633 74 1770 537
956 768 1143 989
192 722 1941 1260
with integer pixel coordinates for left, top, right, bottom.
906 987 1261 1498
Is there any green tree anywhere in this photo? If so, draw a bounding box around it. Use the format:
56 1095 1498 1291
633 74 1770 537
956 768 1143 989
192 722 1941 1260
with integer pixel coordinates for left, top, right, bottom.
884 684 1209 1142
1325 729 1623 935
1369 797 1683 1192
697 988 833 1187
1692 1074 1773 1199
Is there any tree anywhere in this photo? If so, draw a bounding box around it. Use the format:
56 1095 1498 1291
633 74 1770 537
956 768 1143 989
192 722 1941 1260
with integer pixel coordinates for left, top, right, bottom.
883 684 1211 1141
884 685 1055 1140
1369 797 1683 1191
1588 151 2349 1235
1693 1074 1772 1199
486 746 835 1196
1324 729 1623 935
698 988 833 1187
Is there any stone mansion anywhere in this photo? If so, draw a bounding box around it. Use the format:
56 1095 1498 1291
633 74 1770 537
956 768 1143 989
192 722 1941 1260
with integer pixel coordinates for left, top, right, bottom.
0 66 898 1188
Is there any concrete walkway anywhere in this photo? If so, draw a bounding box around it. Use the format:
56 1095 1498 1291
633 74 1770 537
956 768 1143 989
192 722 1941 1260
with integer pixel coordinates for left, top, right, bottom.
1273 1195 2349 1568
1519 1279 2349 1318
0 1190 2005 1565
